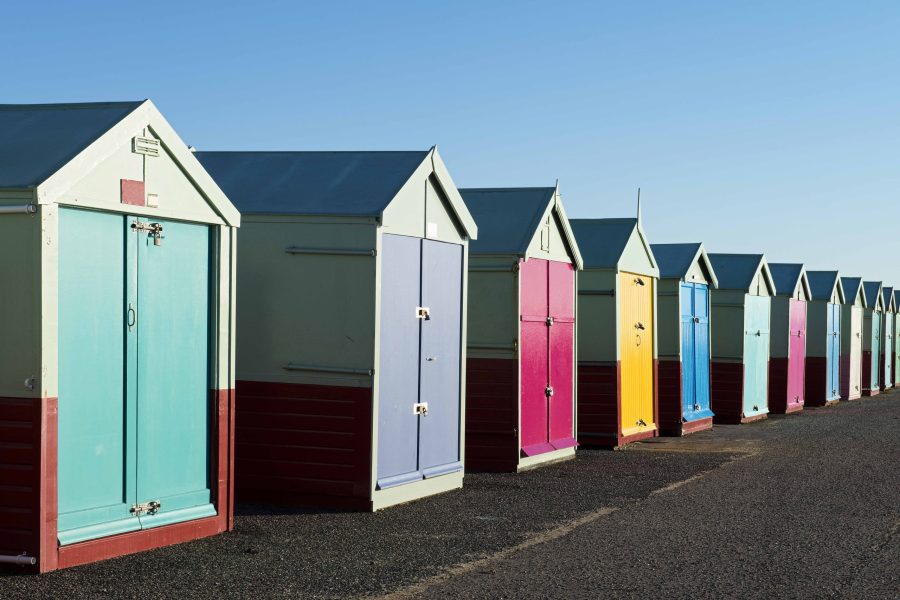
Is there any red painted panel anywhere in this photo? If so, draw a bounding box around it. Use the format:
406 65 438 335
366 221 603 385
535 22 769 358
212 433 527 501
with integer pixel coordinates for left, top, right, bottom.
861 351 878 396
786 300 807 410
576 362 621 445
768 357 789 414
234 380 372 505
465 357 519 472
0 398 39 561
805 357 830 407
548 261 576 449
710 361 744 424
120 179 145 206
840 354 859 400
657 359 683 433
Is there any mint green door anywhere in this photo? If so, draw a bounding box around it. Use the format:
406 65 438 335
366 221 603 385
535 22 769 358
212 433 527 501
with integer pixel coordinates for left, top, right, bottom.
134 217 215 529
57 210 213 544
57 209 139 545
743 296 770 418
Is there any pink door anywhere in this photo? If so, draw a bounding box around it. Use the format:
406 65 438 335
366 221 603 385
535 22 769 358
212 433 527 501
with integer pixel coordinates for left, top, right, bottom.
548 261 577 449
519 259 577 456
787 299 807 409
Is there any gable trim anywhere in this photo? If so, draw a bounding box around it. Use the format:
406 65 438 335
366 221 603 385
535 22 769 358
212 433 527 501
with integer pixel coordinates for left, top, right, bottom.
428 147 477 239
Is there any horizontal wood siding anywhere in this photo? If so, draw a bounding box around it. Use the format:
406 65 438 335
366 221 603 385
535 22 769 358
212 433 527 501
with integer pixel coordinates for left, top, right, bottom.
576 362 620 445
804 357 829 407
768 357 789 414
0 398 40 561
861 352 879 396
235 381 372 505
710 362 744 424
464 358 519 472
657 359 683 434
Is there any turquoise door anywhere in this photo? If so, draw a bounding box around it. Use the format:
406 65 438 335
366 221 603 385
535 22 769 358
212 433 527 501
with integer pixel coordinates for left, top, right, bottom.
57 210 213 544
680 283 713 422
743 296 770 418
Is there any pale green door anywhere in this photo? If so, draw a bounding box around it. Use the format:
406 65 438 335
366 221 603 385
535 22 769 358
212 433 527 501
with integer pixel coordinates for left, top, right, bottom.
57 210 214 544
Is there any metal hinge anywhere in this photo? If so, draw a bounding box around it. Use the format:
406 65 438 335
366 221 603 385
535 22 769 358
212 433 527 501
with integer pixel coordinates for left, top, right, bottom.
416 306 431 320
131 221 164 246
130 500 161 516
413 402 429 416
545 386 554 397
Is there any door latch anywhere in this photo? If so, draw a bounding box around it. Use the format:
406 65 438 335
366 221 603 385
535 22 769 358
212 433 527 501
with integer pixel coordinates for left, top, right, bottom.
693 404 701 412
752 405 759 412
416 306 431 320
127 302 136 332
634 278 645 286
130 500 161 516
546 316 554 327
131 221 164 246
413 402 429 416
636 418 647 427
693 316 700 323
545 386 554 397
635 322 645 330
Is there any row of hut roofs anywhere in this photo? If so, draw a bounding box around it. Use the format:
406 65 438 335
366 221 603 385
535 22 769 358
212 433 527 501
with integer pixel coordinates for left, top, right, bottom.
0 100 897 572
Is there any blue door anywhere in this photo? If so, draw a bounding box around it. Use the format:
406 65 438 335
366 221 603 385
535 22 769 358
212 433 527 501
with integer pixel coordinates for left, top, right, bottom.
827 303 841 401
376 234 423 489
418 240 463 478
57 210 214 545
743 296 770 418
680 283 712 422
134 218 215 529
376 235 464 489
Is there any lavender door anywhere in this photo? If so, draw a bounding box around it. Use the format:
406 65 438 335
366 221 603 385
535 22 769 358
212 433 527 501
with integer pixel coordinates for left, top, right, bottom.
376 235 422 489
548 261 576 450
786 299 807 409
418 240 463 478
519 259 552 456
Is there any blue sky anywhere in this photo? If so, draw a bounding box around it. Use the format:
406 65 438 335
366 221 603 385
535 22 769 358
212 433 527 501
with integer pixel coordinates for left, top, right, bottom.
4 1 899 284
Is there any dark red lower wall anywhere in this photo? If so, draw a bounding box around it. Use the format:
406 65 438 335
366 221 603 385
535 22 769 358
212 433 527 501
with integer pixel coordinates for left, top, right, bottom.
861 351 879 396
576 362 620 445
711 362 744 424
235 380 372 508
465 358 519 472
768 357 789 414
840 354 859 400
657 359 683 433
804 357 829 407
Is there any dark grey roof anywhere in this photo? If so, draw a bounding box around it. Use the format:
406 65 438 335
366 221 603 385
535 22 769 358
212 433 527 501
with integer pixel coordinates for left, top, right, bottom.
459 188 554 254
0 101 142 189
863 281 883 308
806 271 840 301
651 243 702 279
894 290 900 310
841 277 863 305
569 218 637 268
195 151 430 215
768 263 805 297
707 254 765 290
883 286 894 310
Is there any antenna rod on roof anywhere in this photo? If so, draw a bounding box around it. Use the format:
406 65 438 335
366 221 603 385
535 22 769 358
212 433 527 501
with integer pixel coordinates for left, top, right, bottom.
637 187 642 224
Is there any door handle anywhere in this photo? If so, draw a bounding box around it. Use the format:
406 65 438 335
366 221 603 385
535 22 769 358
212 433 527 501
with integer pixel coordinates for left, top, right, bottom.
127 303 137 331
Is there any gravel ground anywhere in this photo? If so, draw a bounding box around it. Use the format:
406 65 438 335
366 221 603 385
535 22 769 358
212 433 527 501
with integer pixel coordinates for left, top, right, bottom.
2 392 898 599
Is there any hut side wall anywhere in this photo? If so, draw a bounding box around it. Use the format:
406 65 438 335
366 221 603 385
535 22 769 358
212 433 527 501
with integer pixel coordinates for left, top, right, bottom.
710 290 746 423
465 256 519 471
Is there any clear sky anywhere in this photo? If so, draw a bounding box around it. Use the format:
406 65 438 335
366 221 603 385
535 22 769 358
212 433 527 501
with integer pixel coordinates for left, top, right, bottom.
4 1 899 285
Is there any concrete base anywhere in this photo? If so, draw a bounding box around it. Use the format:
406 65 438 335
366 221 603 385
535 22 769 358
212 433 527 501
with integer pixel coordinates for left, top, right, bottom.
370 471 463 511
517 447 576 472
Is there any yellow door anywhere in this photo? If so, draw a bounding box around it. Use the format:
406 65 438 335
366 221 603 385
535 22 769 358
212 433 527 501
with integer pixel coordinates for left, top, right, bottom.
619 272 655 436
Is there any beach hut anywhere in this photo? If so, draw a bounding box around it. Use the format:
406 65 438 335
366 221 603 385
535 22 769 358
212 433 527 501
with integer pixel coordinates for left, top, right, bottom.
894 290 900 387
460 186 582 471
839 277 866 400
650 243 718 436
197 149 477 510
569 218 659 447
706 254 776 424
861 281 884 396
0 101 239 572
881 287 895 390
804 272 845 407
767 264 811 413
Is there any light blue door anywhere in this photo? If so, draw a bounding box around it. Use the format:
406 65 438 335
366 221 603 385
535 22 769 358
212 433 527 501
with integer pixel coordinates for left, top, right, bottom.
680 285 696 419
872 315 882 388
680 283 713 422
376 235 423 489
134 218 215 529
827 303 841 400
57 209 139 545
743 296 770 418
57 210 214 544
418 240 463 478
